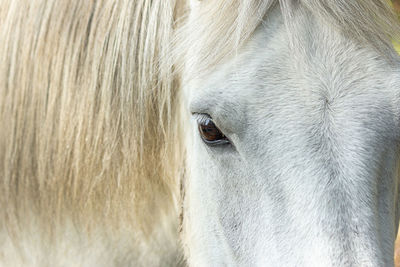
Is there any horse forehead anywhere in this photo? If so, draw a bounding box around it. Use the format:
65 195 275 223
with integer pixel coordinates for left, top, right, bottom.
195 22 395 104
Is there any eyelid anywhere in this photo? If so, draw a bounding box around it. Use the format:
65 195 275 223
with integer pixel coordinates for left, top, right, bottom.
193 113 227 134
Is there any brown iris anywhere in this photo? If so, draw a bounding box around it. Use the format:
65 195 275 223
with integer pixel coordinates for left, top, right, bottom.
197 116 229 145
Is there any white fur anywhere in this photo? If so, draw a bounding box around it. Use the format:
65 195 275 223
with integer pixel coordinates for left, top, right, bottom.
182 5 400 266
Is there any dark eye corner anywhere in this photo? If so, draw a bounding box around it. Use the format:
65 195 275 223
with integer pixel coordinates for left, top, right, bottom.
195 113 231 147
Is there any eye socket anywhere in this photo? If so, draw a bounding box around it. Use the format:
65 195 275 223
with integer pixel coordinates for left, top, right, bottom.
197 114 230 146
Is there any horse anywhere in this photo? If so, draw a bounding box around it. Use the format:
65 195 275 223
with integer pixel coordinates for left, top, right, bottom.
0 0 400 266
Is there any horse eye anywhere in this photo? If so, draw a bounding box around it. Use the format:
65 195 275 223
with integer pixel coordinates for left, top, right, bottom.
197 115 230 146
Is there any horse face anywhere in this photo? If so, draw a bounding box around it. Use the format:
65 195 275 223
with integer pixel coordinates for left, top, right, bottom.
183 7 400 266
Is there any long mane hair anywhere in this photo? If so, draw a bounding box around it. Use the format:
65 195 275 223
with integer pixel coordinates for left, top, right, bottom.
0 0 399 265
0 0 184 264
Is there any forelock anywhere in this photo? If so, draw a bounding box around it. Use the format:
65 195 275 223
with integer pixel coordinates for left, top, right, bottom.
174 0 400 80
